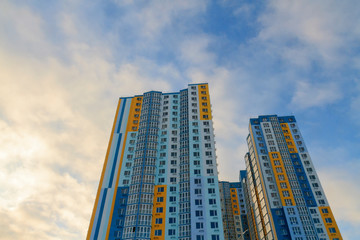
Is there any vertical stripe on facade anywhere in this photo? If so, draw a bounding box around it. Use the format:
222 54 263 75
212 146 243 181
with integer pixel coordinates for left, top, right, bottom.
87 99 122 240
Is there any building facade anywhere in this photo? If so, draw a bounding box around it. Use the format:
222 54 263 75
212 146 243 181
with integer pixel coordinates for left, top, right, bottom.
87 83 224 240
244 115 342 240
219 171 251 240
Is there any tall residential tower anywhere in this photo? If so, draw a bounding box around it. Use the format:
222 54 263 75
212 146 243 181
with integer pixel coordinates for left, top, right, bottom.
87 83 224 240
219 171 251 240
244 115 342 240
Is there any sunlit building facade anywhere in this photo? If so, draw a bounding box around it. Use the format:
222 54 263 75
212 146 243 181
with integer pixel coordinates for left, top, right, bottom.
244 115 342 240
87 83 224 240
219 171 251 240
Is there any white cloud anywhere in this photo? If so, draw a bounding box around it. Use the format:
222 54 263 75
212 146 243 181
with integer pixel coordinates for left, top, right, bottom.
180 35 215 67
318 168 360 239
290 81 342 109
0 0 359 239
0 1 46 46
258 0 360 68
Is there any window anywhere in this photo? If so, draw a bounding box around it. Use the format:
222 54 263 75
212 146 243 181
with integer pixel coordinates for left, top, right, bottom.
208 188 215 194
155 230 162 236
313 218 320 223
195 189 202 194
195 210 203 217
169 218 176 224
210 210 217 216
315 191 322 196
169 207 176 212
210 222 218 228
170 196 176 202
194 179 201 184
157 197 164 202
325 218 333 223
310 209 317 214
170 186 176 192
287 208 295 215
195 199 202 205
282 191 290 197
196 235 204 240
155 218 163 224
168 229 175 235
207 169 214 174
158 187 164 192
209 199 216 205
293 227 301 235
211 235 220 240
208 178 215 184
196 222 204 229
285 199 292 206
321 208 329 214
274 160 281 166
194 169 201 174
289 217 298 224
309 175 316 180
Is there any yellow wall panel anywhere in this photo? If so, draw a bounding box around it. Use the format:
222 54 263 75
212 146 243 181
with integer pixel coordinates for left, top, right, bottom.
230 188 241 216
197 84 212 120
280 123 297 154
151 185 167 240
269 152 296 207
126 96 143 132
319 206 343 240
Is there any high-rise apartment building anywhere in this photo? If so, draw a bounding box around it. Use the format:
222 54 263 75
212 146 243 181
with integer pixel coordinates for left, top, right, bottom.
87 83 224 240
243 115 342 240
219 171 250 240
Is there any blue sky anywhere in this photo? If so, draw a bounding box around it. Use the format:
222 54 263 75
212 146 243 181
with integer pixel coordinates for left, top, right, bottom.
0 0 359 239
